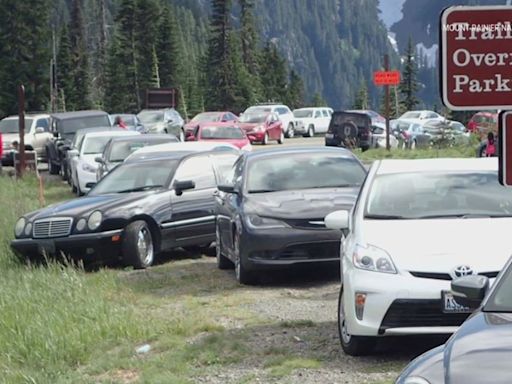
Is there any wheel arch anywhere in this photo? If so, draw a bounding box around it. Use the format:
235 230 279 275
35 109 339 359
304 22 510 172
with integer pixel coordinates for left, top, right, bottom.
128 215 162 253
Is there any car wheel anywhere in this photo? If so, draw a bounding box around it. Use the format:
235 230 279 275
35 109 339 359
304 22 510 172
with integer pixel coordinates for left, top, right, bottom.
338 287 376 356
262 133 269 145
74 173 83 197
233 230 256 284
216 225 233 270
48 153 59 175
277 130 284 144
285 123 295 138
71 181 77 194
306 125 315 138
122 220 155 269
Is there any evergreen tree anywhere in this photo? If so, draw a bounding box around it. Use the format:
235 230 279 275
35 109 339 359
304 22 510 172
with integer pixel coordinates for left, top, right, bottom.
68 0 92 110
104 37 129 112
56 25 73 111
259 41 288 103
379 85 402 119
311 92 328 107
399 36 420 112
0 0 51 115
239 0 262 100
285 70 305 109
157 5 181 88
353 81 369 110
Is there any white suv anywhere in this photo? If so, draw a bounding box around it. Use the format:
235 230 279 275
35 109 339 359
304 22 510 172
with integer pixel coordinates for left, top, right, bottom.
243 104 297 138
293 107 333 137
0 113 52 162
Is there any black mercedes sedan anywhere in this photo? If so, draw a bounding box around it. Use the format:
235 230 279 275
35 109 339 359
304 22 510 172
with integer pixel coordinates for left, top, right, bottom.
215 147 367 284
11 150 239 269
396 256 512 384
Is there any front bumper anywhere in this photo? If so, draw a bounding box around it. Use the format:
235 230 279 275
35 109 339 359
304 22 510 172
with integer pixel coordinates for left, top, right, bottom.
245 131 265 142
343 268 472 337
78 168 98 193
11 229 123 261
240 226 340 271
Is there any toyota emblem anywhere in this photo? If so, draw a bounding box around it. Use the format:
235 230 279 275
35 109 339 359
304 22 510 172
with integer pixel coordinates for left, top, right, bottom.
451 265 475 279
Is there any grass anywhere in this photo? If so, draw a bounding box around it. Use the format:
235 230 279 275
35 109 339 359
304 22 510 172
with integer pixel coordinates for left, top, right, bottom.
356 145 476 161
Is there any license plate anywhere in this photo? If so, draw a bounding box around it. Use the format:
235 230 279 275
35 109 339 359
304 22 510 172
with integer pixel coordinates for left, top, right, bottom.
442 290 472 313
325 133 334 139
38 240 56 255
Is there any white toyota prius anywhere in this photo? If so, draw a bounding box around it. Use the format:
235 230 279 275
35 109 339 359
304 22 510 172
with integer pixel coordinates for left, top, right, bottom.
325 158 512 356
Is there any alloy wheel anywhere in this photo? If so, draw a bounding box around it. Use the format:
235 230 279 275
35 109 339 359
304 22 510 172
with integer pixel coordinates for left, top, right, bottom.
137 227 154 266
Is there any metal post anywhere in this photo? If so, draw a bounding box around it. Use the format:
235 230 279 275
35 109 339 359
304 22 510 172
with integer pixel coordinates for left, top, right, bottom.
18 85 26 177
384 54 390 151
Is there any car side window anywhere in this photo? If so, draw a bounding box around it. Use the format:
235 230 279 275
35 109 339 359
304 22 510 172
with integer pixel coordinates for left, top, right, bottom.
173 156 216 190
315 110 322 118
322 110 329 117
224 113 235 121
36 118 49 131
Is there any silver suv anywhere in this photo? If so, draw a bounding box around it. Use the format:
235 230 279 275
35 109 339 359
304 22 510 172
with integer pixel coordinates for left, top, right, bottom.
0 113 52 164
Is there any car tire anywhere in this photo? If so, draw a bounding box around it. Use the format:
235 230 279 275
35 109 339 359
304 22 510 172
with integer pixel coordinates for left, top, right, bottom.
48 151 59 175
306 125 315 138
179 129 185 142
360 145 370 152
216 226 233 270
262 133 269 145
285 123 295 138
71 181 77 194
479 144 487 158
338 287 376 356
233 230 257 285
122 220 155 269
277 130 284 144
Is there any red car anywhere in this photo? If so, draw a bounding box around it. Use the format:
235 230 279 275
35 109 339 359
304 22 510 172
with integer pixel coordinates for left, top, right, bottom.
238 112 284 145
186 123 252 151
183 111 239 134
467 112 497 134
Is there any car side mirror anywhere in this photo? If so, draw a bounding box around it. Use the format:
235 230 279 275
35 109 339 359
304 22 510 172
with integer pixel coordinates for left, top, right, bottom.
35 127 45 134
85 182 96 189
174 180 195 196
451 275 489 309
60 144 71 151
95 156 105 164
53 131 59 138
218 183 237 194
68 149 79 157
324 210 349 230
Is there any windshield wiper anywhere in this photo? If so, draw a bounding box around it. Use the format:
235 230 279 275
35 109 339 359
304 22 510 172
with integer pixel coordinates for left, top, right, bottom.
413 214 492 219
118 185 163 193
364 214 410 220
248 189 280 193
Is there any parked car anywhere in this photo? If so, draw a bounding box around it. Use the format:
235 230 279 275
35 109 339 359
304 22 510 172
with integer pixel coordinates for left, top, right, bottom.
11 150 239 268
467 111 497 134
325 111 371 151
215 147 367 284
369 123 399 149
62 127 126 182
125 141 240 163
398 110 445 125
137 108 184 140
69 130 139 196
96 134 178 181
292 107 333 137
324 157 512 356
183 111 239 134
396 255 512 383
109 114 146 133
393 120 431 149
243 104 296 138
186 123 252 151
238 112 284 145
0 113 52 165
46 110 112 176
346 109 386 125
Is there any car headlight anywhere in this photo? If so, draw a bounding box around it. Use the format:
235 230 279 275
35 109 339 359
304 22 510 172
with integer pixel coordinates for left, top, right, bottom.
82 163 96 173
76 218 87 231
87 211 102 231
15 218 26 237
353 243 397 274
241 143 252 151
24 222 32 236
252 125 264 132
246 215 289 229
403 377 431 384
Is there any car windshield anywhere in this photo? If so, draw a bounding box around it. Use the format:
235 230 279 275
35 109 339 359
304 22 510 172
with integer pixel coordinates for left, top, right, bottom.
201 126 244 139
485 263 512 313
240 113 267 124
113 115 134 127
0 118 34 133
89 160 177 195
293 109 313 118
138 111 163 124
82 136 116 155
59 116 110 134
401 112 421 119
191 112 221 123
365 171 512 219
109 139 172 162
247 153 366 193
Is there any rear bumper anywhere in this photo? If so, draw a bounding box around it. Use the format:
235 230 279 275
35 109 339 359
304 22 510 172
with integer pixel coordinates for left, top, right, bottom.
11 229 123 261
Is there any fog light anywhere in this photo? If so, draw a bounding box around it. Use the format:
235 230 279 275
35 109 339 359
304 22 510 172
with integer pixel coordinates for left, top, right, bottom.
355 292 367 320
111 235 120 242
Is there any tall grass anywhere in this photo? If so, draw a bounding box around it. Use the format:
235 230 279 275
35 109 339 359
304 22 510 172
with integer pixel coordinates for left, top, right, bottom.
357 145 476 161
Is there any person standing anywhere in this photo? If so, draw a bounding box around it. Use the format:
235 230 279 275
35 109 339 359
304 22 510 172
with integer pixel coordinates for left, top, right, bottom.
114 116 127 129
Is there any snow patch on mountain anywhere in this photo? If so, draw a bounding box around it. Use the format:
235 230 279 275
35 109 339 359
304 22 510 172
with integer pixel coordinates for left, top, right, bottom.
416 43 438 68
388 32 399 53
